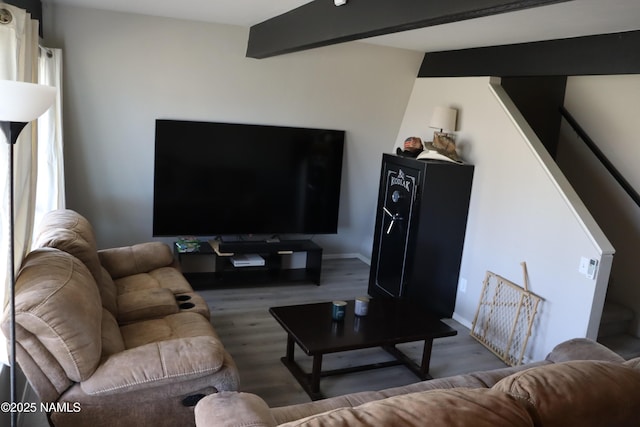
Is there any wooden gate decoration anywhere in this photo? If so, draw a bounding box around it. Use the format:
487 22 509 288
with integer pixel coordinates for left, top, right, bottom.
471 262 542 366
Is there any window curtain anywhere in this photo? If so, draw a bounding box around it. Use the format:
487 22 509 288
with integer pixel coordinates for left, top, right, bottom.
35 46 65 228
0 3 64 365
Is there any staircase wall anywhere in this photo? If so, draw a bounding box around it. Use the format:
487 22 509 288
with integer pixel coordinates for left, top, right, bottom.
394 76 614 361
558 75 640 336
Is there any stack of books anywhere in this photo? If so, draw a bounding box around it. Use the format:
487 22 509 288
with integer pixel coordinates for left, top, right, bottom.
176 237 201 253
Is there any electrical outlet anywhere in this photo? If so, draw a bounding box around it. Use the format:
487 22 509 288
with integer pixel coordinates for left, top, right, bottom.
459 277 467 293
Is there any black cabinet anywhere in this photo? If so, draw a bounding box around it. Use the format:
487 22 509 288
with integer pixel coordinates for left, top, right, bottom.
368 154 474 318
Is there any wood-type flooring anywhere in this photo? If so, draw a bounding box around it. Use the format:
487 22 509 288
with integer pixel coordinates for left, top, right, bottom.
199 257 507 408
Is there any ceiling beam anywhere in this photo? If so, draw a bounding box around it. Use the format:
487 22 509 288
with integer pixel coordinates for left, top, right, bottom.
419 30 640 77
246 0 571 59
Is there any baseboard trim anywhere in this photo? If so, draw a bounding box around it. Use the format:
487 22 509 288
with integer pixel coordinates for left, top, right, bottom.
452 312 473 330
323 253 371 265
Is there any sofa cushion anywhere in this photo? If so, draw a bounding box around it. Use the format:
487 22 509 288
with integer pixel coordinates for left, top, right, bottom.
279 388 534 427
466 361 549 387
35 224 119 316
81 335 227 396
35 209 98 253
101 309 126 360
544 337 625 363
114 267 193 295
272 371 490 425
34 210 103 283
493 360 640 427
8 249 103 382
98 242 175 279
97 266 118 316
35 227 103 282
195 392 277 427
119 312 220 349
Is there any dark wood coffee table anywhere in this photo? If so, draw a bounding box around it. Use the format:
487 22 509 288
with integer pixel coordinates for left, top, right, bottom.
269 299 457 400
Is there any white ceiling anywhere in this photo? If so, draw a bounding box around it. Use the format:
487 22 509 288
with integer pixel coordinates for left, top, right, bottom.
43 0 640 53
43 0 313 27
364 0 640 52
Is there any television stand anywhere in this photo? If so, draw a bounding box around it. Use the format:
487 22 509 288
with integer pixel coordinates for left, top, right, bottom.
174 239 322 289
219 235 280 243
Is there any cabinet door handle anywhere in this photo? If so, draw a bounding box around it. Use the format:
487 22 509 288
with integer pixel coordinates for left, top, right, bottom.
383 207 403 234
387 219 396 234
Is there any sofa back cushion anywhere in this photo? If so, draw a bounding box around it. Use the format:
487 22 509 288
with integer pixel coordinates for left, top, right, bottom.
98 242 175 279
544 337 625 363
494 360 640 427
101 308 126 361
279 388 534 427
34 210 119 315
35 209 100 275
35 209 98 251
7 249 104 382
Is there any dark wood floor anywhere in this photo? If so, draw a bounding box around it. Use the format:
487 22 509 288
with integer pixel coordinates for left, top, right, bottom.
199 257 507 408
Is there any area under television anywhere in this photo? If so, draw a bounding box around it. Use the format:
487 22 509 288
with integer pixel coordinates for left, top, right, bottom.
153 119 345 239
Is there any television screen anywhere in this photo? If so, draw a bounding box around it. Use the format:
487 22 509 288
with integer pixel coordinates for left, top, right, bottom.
153 119 345 237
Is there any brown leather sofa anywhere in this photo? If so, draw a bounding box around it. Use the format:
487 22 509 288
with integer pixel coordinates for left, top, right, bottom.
2 209 239 427
194 339 640 427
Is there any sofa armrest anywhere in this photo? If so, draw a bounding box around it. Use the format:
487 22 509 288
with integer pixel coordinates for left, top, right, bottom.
98 242 174 279
624 357 640 369
116 288 179 323
81 336 225 396
195 392 277 427
545 338 625 363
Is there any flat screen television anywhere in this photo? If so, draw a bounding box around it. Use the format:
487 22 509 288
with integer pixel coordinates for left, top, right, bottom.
153 119 345 237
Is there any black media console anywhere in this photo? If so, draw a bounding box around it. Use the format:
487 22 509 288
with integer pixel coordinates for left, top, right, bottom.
174 240 322 289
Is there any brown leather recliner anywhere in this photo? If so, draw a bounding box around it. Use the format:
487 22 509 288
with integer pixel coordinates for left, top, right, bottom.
2 249 238 427
2 210 239 426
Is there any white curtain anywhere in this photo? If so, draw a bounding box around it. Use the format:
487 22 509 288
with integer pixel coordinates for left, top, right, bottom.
35 46 65 228
0 3 64 365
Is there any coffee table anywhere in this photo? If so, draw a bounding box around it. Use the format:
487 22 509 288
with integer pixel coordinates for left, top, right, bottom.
269 299 457 400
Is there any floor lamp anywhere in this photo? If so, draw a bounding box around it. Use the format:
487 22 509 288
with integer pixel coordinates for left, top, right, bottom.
0 79 56 427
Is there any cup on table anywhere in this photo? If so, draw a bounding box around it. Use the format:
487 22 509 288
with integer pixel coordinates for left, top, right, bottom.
332 300 347 321
355 296 370 316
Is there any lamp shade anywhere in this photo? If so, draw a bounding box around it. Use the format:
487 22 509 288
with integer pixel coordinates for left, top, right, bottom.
0 80 56 122
429 106 457 132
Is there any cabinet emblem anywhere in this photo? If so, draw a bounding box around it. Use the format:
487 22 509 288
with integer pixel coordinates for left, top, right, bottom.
390 169 412 192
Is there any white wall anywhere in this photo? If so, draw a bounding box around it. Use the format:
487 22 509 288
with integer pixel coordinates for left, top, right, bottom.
42 4 423 255
395 77 614 361
559 75 640 335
